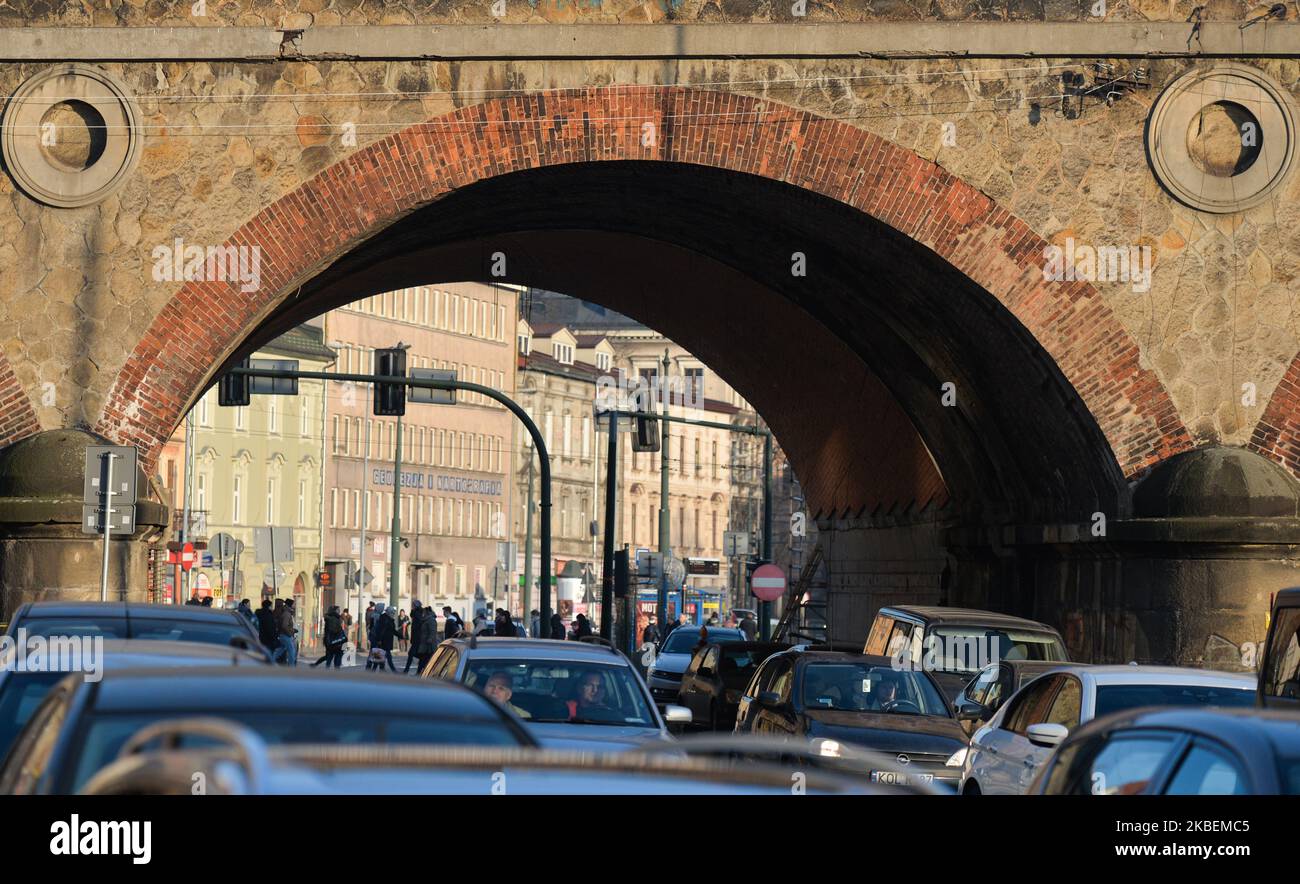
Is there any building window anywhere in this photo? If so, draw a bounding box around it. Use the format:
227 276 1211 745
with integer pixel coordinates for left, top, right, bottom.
563 414 572 457
266 477 277 524
232 475 243 524
298 479 307 526
330 488 338 527
198 391 211 427
196 472 207 513
554 342 573 365
300 396 311 437
235 405 246 431
712 441 719 479
685 367 704 400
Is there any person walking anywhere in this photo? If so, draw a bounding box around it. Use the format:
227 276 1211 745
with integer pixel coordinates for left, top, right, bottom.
363 601 377 651
529 609 541 639
255 599 278 658
495 609 518 637
277 598 298 666
642 616 659 646
550 612 565 640
442 606 463 640
573 613 593 640
404 601 436 674
397 609 411 653
312 606 346 668
236 598 257 632
738 610 758 641
368 603 398 672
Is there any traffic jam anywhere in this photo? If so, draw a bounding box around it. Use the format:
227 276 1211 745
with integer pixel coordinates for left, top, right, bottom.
0 585 1296 799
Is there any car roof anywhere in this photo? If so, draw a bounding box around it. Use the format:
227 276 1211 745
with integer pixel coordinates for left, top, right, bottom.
442 637 630 662
87 668 505 716
878 606 1060 633
1076 706 1300 757
13 602 245 622
0 640 265 679
1058 665 1256 688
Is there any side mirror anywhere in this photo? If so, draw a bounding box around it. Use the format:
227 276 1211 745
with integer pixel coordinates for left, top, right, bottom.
663 705 692 723
758 691 781 707
956 701 988 723
1025 722 1069 748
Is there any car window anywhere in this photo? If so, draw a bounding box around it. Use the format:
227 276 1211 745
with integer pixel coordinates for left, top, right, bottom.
749 656 783 697
771 662 794 704
884 621 914 661
701 647 720 675
0 671 70 760
438 650 461 679
462 659 655 726
987 665 1016 711
126 618 250 646
1261 605 1300 701
1163 742 1248 795
964 666 999 706
928 627 1066 674
863 615 895 656
1004 676 1061 734
802 663 950 716
12 618 129 639
7 690 69 794
1045 676 1082 728
1094 683 1254 718
1076 732 1181 795
419 647 445 678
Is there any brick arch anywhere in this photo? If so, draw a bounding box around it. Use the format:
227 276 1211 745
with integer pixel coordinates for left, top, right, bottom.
97 86 1190 476
0 355 39 449
1250 352 1300 475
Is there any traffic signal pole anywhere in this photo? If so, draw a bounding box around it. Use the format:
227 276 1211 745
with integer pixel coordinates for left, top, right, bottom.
657 351 671 634
227 364 554 641
600 409 618 642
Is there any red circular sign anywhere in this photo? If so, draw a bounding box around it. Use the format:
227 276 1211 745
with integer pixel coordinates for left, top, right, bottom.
750 564 786 602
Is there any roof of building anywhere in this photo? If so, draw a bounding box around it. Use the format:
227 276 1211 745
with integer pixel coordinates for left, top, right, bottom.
261 324 337 363
521 350 604 381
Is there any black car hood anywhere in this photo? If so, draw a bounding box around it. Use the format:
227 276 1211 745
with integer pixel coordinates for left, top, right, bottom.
803 708 967 754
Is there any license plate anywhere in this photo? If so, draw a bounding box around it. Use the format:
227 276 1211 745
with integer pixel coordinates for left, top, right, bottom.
870 771 933 785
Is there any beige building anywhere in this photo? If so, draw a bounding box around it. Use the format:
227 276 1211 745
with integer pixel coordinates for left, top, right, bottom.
512 321 615 620
322 283 519 625
169 325 334 640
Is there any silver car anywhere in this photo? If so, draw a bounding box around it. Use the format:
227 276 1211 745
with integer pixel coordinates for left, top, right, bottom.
419 637 690 751
960 664 1256 795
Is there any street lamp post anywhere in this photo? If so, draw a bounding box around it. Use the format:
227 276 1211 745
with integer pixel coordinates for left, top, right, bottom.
390 408 404 610
657 349 671 631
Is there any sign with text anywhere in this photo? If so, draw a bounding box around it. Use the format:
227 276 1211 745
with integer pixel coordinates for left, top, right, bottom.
409 367 457 405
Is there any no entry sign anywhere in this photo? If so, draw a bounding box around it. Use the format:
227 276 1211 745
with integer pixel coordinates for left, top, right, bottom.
750 564 786 602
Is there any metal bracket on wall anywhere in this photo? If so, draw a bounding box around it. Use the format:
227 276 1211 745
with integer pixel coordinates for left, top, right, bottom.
1060 63 1151 120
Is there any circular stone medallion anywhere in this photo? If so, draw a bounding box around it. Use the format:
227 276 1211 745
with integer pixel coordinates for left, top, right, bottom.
1146 64 1295 214
1 64 141 208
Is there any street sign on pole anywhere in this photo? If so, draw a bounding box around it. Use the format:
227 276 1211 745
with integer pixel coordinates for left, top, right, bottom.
248 358 299 396
409 367 457 404
253 527 294 563
723 531 750 557
83 445 138 507
263 565 288 587
81 504 136 534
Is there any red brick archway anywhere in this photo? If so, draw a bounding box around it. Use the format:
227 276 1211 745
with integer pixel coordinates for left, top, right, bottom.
96 86 1190 476
1250 353 1300 475
0 356 39 449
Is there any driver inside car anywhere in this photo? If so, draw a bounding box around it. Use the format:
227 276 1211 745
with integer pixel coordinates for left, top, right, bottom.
566 672 616 720
867 670 902 711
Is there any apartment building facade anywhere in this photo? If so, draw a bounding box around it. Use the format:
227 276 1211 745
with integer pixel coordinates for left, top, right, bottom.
322 283 519 623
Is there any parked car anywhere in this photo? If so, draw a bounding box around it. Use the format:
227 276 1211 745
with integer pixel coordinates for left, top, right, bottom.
4 601 268 660
1260 586 1300 709
81 721 891 795
0 667 535 794
961 665 1256 795
418 636 688 751
952 660 1080 736
1029 707 1300 795
733 648 967 789
646 626 745 707
677 641 786 731
0 638 268 764
863 605 1068 701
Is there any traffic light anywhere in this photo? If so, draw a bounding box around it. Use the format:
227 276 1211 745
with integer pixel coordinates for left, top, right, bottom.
374 347 407 416
613 547 630 598
217 357 251 407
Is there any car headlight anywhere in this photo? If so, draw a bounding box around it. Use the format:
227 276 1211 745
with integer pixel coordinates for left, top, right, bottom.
945 747 968 768
813 738 842 758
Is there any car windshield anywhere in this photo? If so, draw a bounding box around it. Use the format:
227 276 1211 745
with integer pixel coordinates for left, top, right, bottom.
928 627 1067 674
464 659 656 727
1261 606 1300 701
72 711 523 791
801 663 950 716
1093 684 1255 718
0 672 68 758
662 629 742 655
